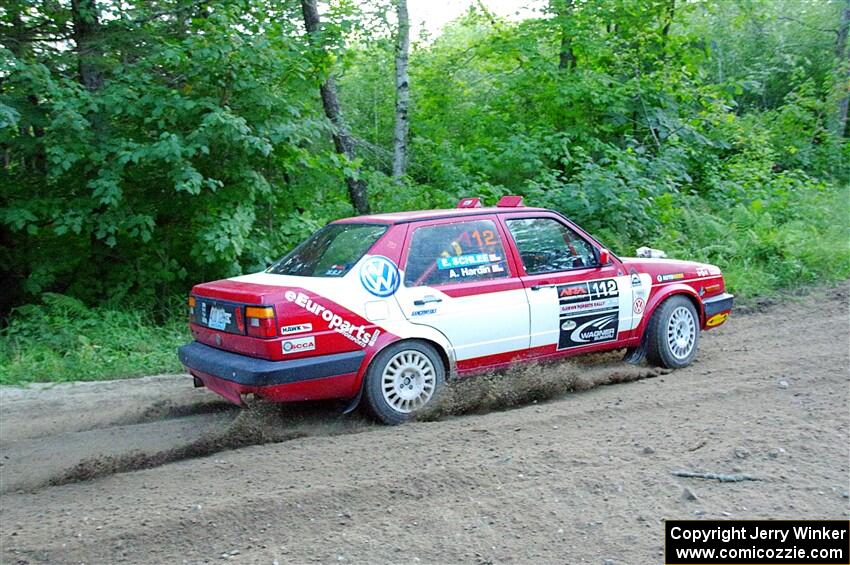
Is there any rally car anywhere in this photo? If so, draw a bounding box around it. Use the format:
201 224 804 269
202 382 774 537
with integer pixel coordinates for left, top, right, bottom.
178 196 733 424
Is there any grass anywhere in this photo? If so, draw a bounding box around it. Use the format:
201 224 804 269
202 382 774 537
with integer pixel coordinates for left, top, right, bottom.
0 294 187 386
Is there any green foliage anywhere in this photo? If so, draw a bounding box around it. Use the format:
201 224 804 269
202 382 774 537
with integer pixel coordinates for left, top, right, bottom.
0 293 187 385
1 0 848 383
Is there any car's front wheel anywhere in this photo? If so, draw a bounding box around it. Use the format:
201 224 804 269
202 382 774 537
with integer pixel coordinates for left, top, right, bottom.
363 341 445 425
645 295 700 369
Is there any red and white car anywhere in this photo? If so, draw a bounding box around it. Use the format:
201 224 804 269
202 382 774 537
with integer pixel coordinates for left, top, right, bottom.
179 196 733 424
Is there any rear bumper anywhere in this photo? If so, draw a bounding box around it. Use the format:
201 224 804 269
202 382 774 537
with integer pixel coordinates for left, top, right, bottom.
178 342 365 403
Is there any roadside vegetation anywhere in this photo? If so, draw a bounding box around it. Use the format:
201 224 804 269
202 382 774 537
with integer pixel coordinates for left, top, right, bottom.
1 0 848 385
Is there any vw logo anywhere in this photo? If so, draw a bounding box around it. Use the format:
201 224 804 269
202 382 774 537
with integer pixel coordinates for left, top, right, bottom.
359 255 400 297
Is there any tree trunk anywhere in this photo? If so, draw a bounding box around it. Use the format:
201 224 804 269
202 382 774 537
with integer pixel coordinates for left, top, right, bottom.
392 0 410 179
552 0 576 71
834 0 850 137
300 0 370 215
70 0 103 91
661 0 676 38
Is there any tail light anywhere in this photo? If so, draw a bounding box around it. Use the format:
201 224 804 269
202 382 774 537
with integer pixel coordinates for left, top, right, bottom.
188 296 196 319
246 306 277 338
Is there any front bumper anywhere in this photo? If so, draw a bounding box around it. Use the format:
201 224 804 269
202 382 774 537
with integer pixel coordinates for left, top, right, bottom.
702 292 734 328
702 292 734 317
178 342 365 403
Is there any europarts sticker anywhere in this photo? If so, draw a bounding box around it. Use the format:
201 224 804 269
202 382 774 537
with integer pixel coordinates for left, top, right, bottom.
281 323 312 336
657 273 685 282
285 291 380 348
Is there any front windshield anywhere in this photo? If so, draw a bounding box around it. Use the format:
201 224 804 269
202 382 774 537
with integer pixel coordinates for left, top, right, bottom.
267 223 388 277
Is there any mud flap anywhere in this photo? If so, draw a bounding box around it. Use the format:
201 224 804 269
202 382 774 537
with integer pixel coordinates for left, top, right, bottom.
623 344 646 365
339 385 363 415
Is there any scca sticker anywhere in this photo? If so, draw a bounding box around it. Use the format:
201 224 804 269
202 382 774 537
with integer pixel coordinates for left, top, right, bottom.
359 256 400 297
282 336 315 354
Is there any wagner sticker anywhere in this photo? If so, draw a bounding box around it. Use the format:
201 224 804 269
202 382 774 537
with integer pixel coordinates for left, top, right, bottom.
556 278 620 350
559 312 619 349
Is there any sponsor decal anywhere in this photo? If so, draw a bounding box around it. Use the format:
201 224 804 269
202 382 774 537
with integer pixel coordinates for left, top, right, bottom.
656 273 685 282
359 256 400 297
282 336 316 354
559 312 619 348
557 278 620 350
559 284 589 299
280 323 312 336
447 263 505 279
706 312 729 327
631 273 641 287
633 297 645 315
560 298 618 315
284 290 380 348
324 264 347 276
696 266 722 277
437 253 502 270
207 306 231 331
411 308 437 317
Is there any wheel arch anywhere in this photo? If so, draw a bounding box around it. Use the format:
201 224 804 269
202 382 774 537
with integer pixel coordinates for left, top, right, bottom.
639 284 704 338
344 335 454 413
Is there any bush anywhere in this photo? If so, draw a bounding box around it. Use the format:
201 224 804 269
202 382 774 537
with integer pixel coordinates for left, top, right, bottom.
0 294 187 385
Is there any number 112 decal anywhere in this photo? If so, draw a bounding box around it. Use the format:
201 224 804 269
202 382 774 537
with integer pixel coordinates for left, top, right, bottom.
557 278 620 350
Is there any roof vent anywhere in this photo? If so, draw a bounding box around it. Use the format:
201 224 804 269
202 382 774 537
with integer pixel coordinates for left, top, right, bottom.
457 197 482 208
496 195 524 207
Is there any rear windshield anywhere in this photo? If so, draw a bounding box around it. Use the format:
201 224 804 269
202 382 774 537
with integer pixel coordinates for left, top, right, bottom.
267 223 388 277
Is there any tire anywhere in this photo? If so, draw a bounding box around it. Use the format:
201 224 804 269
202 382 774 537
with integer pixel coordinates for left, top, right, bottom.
363 340 446 425
645 295 700 369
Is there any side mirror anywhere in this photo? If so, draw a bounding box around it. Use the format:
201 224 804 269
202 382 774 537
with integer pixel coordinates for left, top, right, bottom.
598 248 610 266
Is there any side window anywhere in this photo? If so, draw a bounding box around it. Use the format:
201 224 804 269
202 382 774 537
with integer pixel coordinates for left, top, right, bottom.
404 219 510 287
506 218 597 275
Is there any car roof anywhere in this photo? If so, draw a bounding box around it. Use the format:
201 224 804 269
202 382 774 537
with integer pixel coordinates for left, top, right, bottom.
332 206 551 225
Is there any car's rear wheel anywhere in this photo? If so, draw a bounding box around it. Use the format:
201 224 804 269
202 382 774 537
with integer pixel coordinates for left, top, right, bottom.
645 295 700 369
363 341 445 425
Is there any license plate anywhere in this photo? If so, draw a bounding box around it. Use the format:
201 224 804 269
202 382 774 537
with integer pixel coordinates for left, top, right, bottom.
195 299 242 334
207 306 230 330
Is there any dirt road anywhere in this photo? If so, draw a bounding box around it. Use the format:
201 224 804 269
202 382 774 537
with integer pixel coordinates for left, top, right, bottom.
1 284 848 564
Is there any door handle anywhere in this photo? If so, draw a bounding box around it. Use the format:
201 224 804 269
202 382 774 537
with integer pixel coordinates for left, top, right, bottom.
413 295 443 306
530 282 552 291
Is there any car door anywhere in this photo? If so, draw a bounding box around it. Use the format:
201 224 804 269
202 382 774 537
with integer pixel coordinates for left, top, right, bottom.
393 216 531 368
501 214 633 356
